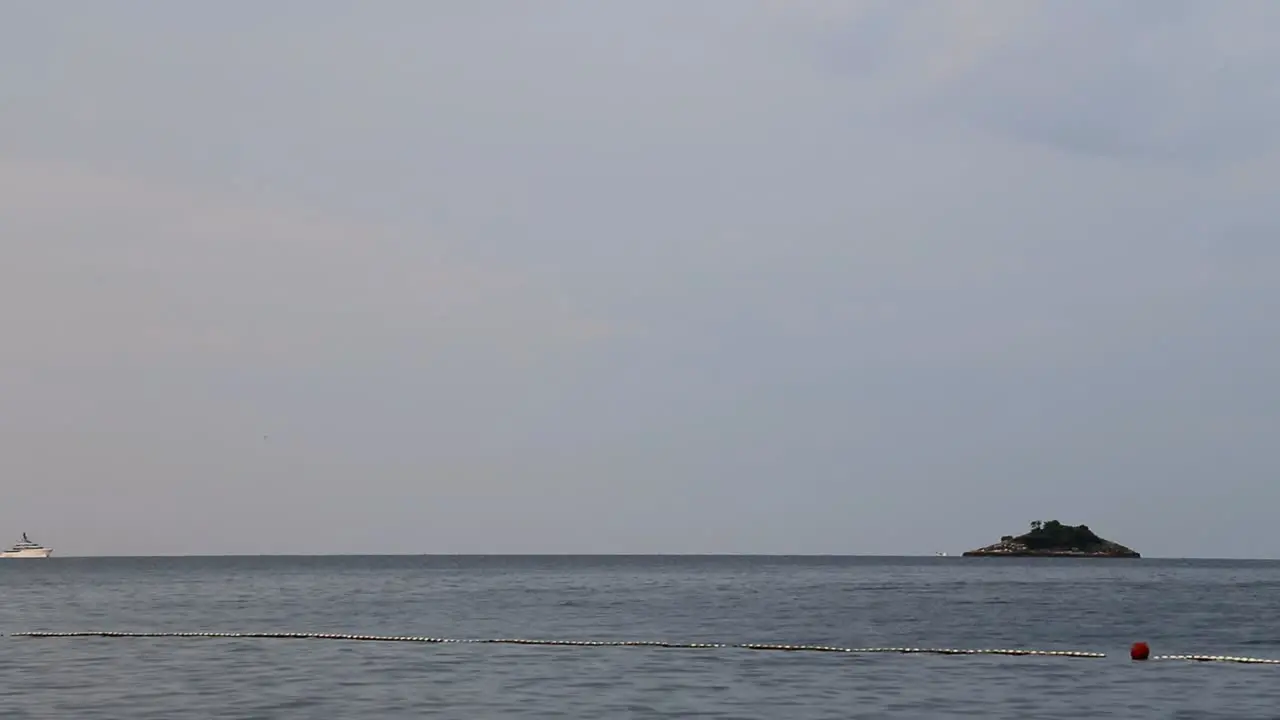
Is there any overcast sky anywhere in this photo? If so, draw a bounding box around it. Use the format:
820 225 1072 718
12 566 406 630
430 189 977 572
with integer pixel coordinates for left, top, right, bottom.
3 1 1277 558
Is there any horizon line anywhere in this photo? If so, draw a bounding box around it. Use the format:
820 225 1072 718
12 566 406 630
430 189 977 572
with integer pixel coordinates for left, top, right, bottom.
9 552 1275 561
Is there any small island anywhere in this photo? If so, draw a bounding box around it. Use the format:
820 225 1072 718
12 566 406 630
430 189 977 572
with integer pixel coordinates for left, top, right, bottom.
962 520 1140 558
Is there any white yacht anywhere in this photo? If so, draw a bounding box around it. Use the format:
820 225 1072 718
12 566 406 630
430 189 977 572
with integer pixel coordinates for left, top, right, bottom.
0 533 53 558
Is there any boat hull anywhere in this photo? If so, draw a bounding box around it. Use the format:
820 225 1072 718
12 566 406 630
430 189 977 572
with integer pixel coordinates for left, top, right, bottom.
0 548 53 558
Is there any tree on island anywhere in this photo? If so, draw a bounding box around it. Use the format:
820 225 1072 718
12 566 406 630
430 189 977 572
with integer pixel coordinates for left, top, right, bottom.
1018 520 1106 551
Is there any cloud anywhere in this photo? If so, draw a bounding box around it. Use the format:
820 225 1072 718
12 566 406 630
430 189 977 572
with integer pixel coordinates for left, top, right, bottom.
810 1 1280 169
0 158 608 373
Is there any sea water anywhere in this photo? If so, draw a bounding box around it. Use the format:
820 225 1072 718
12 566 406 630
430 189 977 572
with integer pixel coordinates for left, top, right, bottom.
0 555 1277 719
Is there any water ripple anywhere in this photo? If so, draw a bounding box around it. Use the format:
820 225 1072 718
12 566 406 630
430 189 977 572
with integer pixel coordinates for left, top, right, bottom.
1 556 1279 718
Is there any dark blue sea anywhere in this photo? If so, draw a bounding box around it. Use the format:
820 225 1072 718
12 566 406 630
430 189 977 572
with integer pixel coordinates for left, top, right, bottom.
1 556 1277 718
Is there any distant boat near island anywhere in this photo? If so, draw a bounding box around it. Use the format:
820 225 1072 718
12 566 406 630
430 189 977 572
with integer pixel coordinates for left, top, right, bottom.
0 533 53 558
962 520 1140 558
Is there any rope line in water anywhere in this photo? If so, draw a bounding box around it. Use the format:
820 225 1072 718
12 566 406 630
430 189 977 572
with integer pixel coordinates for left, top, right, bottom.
9 632 1279 664
1151 654 1280 665
3 632 1103 658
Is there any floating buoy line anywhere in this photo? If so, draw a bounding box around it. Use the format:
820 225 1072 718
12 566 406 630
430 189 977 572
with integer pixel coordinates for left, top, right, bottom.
6 632 1279 665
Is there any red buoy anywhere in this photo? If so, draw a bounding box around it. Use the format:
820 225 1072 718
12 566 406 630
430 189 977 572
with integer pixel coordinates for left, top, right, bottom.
1130 642 1150 661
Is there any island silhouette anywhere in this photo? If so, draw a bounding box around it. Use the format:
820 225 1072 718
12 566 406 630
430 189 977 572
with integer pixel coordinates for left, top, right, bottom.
962 520 1140 558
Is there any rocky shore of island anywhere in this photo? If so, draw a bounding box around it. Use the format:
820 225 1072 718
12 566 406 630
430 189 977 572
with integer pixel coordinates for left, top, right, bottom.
962 520 1140 558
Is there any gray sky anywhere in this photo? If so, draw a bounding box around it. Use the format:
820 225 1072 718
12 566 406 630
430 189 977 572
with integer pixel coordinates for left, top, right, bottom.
3 1 1277 558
